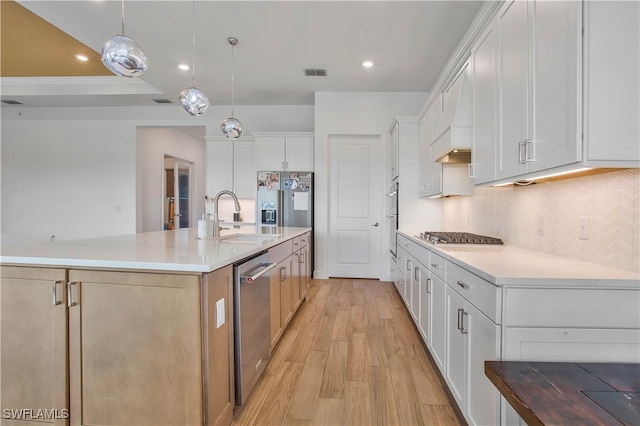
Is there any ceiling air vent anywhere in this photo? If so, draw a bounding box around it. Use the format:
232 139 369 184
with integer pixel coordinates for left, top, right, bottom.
2 99 23 105
304 68 327 77
153 99 173 104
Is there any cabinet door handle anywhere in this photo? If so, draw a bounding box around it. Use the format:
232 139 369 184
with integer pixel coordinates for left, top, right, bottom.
525 139 535 162
299 253 305 264
468 163 476 178
461 311 468 335
52 280 63 306
457 280 470 289
67 281 78 307
457 308 464 331
518 141 527 163
426 278 431 294
414 267 420 281
280 266 287 281
406 260 412 271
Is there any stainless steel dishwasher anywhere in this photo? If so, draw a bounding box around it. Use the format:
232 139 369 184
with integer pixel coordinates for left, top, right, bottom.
233 251 276 406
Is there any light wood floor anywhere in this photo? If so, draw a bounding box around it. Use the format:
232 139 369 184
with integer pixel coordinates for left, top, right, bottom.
234 278 463 426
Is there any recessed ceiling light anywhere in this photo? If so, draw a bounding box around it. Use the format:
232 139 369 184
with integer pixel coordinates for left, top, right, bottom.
178 64 190 71
75 54 89 62
362 60 374 68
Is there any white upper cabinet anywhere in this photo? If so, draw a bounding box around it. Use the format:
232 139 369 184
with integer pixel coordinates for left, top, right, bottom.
389 122 399 181
254 132 314 171
469 21 499 185
418 108 437 197
419 102 473 198
497 0 581 180
583 0 640 163
206 137 255 199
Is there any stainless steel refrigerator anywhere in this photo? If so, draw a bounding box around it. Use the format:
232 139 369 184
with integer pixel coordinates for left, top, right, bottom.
256 171 313 228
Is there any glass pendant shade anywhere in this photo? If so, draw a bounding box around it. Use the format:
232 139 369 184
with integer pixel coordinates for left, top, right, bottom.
221 37 243 138
101 34 148 78
220 117 243 138
179 87 209 116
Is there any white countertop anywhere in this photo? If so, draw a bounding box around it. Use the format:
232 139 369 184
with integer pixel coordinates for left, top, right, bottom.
0 226 311 273
400 232 640 288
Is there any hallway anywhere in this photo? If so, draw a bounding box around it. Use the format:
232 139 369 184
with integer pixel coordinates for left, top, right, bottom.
234 278 462 425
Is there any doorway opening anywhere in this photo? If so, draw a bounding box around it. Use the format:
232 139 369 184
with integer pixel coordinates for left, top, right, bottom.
164 155 194 230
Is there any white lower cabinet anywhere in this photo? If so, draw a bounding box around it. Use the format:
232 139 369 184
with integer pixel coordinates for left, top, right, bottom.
445 288 467 409
417 267 431 343
394 232 639 425
394 247 407 302
427 273 447 373
466 302 500 426
445 284 500 426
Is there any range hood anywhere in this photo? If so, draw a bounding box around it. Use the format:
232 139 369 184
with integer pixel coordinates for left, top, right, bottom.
432 64 472 163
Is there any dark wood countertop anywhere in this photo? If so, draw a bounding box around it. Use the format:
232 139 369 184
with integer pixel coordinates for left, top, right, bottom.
485 361 640 426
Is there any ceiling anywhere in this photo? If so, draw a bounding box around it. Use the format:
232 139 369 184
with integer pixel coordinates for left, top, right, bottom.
1 0 484 108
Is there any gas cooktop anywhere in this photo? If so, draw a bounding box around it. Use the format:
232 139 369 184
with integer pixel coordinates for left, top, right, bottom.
417 231 504 245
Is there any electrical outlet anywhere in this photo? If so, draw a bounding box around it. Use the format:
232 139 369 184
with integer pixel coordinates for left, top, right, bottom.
578 216 590 240
216 298 225 328
537 217 545 236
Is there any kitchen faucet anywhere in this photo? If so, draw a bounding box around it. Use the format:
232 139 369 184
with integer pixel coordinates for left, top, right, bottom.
212 190 241 237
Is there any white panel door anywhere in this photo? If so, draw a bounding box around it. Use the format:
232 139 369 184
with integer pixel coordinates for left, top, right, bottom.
328 134 383 278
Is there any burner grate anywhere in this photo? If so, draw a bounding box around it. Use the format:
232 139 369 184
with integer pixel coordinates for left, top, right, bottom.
419 231 503 245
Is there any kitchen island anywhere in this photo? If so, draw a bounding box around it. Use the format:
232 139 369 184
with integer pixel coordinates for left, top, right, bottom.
0 226 311 426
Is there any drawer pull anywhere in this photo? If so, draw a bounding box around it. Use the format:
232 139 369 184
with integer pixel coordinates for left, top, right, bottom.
430 263 442 269
457 280 470 289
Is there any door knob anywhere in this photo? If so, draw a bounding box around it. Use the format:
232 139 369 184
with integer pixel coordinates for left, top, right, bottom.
372 222 379 227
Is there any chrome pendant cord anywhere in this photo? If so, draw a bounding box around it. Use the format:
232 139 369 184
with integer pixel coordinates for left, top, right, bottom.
229 37 238 116
191 0 196 87
121 0 125 35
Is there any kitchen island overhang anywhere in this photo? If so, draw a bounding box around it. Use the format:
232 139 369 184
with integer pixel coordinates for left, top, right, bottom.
0 226 311 273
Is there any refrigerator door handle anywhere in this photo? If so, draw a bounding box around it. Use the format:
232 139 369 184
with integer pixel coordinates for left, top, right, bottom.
278 189 284 227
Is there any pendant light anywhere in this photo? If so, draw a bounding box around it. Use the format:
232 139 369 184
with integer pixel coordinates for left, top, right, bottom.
101 0 148 78
179 0 209 116
220 37 243 138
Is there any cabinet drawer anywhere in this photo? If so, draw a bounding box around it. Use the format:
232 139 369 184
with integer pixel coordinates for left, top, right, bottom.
270 240 293 264
291 236 302 251
299 232 310 248
407 240 429 269
397 234 411 251
448 262 501 323
428 251 447 282
504 288 640 328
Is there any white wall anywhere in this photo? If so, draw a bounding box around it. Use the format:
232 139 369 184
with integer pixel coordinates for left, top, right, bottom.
136 127 206 233
1 118 136 246
314 91 430 279
1 104 314 246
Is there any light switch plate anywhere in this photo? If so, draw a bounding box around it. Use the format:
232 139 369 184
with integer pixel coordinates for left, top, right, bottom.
216 298 225 328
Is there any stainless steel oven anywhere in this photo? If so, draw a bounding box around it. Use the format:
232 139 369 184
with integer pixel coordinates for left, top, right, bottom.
388 182 398 257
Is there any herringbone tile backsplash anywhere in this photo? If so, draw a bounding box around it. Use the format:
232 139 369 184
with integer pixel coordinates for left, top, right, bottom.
442 169 640 273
